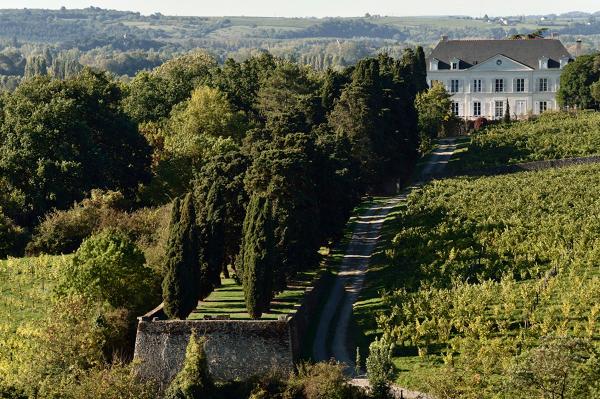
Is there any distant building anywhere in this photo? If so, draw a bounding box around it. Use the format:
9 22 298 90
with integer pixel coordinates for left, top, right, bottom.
426 38 572 120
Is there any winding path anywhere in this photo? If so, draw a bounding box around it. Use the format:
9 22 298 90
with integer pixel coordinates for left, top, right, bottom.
312 139 458 366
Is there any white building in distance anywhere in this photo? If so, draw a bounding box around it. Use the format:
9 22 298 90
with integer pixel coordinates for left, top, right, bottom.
426 37 573 120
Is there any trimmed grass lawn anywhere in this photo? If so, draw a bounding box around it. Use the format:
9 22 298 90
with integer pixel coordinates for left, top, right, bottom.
188 271 321 320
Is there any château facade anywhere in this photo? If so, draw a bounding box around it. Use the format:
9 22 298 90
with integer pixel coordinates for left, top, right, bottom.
426 37 573 120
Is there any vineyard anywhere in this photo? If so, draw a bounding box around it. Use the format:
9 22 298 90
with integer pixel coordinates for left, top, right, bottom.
363 163 600 395
449 111 600 173
0 256 69 384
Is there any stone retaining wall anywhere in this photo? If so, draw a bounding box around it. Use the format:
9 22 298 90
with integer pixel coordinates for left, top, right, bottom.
441 155 600 179
134 319 293 390
133 271 330 389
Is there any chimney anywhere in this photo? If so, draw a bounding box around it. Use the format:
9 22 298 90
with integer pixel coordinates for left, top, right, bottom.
441 35 448 42
576 39 582 57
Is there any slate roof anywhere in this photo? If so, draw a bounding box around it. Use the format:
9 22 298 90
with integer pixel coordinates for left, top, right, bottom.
428 39 572 70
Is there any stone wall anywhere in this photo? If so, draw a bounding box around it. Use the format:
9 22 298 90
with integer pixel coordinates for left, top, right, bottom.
441 155 600 179
134 319 294 390
133 271 329 389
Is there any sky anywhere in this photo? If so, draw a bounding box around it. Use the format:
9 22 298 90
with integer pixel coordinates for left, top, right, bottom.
0 0 598 18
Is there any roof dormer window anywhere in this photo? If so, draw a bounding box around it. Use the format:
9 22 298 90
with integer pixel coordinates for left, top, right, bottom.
539 56 549 69
450 57 460 70
559 56 570 69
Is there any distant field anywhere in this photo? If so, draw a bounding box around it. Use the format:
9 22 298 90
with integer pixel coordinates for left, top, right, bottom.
354 162 600 392
449 111 600 173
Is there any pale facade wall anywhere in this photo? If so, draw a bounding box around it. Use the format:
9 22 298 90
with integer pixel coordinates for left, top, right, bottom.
427 55 564 120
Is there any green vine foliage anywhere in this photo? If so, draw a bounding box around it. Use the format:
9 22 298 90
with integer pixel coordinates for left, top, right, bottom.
451 111 600 173
378 163 600 395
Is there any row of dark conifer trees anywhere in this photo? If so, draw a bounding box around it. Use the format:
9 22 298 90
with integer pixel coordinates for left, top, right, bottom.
161 49 428 319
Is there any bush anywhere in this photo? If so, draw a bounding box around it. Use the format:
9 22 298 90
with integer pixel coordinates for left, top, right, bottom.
473 117 488 130
0 383 27 399
287 362 367 399
61 364 158 399
366 338 394 399
26 190 125 256
508 337 600 398
165 330 214 399
27 190 171 275
59 229 159 313
0 210 25 258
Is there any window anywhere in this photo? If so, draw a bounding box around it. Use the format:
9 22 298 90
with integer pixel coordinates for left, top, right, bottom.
473 101 481 117
495 79 504 92
452 102 460 116
450 79 459 93
539 78 548 92
472 79 482 93
515 78 525 92
516 100 527 116
451 61 459 70
495 100 504 118
539 101 548 113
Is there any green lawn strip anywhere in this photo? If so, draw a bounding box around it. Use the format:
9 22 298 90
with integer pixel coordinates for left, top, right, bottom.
189 270 319 320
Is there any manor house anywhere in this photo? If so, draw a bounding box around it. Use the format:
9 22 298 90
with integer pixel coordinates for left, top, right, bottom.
426 37 573 120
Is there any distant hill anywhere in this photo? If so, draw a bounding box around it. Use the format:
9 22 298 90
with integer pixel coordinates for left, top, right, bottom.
0 7 598 83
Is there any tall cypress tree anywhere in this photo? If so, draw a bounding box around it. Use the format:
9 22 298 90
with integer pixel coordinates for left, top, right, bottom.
239 194 274 319
162 193 201 319
414 46 429 93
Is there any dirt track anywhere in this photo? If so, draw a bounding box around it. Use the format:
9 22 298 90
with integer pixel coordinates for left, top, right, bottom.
312 139 458 367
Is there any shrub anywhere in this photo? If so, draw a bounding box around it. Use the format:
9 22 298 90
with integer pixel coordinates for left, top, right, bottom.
59 229 159 313
16 294 107 396
0 210 25 258
287 362 367 399
165 330 214 399
0 383 27 399
473 117 488 130
366 338 394 399
61 363 158 399
26 190 125 256
27 190 171 275
508 337 600 398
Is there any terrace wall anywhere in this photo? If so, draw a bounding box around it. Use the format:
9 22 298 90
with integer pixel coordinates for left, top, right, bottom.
133 271 330 389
